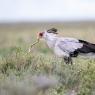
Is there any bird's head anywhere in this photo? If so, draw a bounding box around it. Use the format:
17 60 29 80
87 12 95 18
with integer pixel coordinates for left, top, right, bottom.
37 28 58 40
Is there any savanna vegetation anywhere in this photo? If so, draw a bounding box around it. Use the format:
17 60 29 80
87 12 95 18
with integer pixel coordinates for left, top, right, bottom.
0 22 95 95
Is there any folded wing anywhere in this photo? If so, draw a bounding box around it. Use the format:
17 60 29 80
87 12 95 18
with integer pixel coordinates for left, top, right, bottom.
57 38 83 54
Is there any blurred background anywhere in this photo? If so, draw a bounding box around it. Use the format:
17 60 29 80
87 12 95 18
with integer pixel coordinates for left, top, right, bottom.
0 0 95 48
0 0 95 22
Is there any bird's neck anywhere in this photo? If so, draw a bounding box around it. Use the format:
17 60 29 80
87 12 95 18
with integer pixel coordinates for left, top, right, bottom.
44 34 58 49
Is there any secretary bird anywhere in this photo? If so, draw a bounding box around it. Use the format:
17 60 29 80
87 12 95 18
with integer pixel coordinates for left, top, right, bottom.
35 28 95 64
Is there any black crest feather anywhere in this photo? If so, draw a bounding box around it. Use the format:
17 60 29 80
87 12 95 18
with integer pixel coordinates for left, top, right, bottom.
47 28 58 34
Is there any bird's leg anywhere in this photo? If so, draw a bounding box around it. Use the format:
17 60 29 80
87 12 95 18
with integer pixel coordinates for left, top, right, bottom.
64 56 73 64
64 57 69 64
68 57 73 65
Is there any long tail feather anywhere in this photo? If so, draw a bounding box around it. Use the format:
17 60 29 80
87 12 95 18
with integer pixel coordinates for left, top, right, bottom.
78 40 95 53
